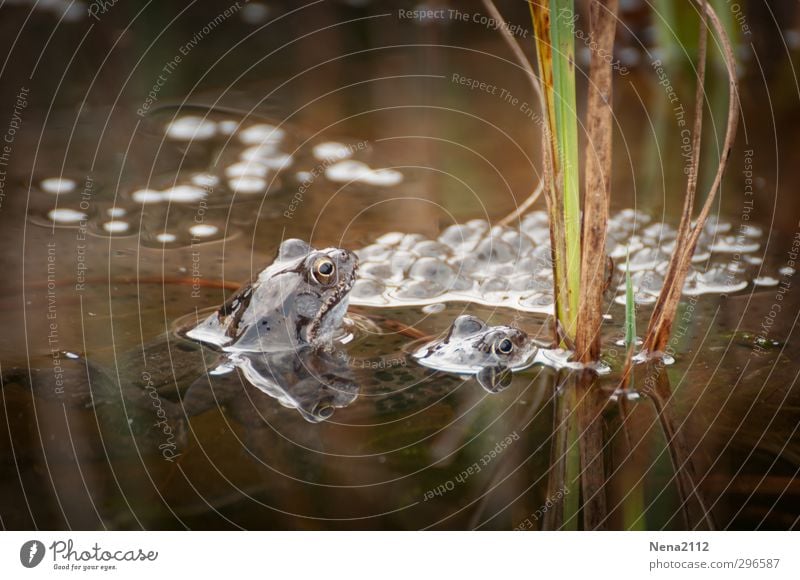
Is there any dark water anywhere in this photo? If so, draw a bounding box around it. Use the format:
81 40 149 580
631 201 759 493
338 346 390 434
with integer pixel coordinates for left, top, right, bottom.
0 0 798 530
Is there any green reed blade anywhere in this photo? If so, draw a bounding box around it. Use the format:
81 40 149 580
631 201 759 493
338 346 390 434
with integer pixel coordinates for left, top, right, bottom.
529 0 581 343
625 250 636 350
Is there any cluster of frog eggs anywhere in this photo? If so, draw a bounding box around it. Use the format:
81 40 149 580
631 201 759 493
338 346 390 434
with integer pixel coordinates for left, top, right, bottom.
38 114 403 246
350 209 778 314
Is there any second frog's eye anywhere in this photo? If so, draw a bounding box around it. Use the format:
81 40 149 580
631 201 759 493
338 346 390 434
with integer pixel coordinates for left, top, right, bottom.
493 337 514 355
312 257 336 284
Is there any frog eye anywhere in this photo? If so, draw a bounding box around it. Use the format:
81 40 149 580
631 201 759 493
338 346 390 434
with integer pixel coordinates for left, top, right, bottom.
312 257 336 284
493 337 514 356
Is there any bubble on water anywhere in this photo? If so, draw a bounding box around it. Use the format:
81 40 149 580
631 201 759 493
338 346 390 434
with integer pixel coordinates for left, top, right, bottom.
480 277 510 298
409 257 456 286
258 153 293 170
740 224 763 238
191 173 219 187
614 291 657 305
779 266 796 276
607 240 628 259
499 230 534 255
325 160 369 182
106 207 126 218
684 264 748 295
325 160 402 186
241 1 270 24
413 240 450 257
511 274 552 294
61 1 86 21
690 250 711 263
438 223 483 252
217 120 239 135
238 123 285 145
165 116 217 141
48 208 86 223
474 237 515 264
635 270 665 295
753 276 779 287
642 222 677 240
189 224 219 238
616 208 651 224
351 279 386 301
131 188 164 203
360 263 393 280
620 247 667 272
228 176 267 194
520 292 554 308
313 142 353 161
240 143 280 162
156 232 177 243
709 235 759 253
389 250 416 278
392 280 445 300
376 232 404 246
40 177 77 195
102 220 130 234
422 303 446 314
451 276 474 291
614 336 643 347
163 185 207 203
703 216 732 234
356 243 392 262
364 168 403 186
225 161 270 178
519 211 550 244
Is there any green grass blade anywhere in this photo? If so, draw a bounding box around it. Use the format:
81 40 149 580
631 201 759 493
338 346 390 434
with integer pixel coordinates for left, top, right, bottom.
549 0 582 338
624 250 636 350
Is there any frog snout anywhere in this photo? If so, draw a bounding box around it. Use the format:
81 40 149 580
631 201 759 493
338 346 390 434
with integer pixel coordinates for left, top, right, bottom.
334 249 358 271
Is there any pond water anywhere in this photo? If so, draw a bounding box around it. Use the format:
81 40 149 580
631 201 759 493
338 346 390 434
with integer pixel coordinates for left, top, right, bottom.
0 0 798 530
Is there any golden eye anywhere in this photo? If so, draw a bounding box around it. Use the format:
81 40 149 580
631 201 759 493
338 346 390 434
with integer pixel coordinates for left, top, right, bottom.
493 337 514 355
313 257 336 284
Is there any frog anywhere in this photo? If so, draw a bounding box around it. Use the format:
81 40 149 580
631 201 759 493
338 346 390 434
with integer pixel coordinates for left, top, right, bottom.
186 238 358 353
412 314 539 392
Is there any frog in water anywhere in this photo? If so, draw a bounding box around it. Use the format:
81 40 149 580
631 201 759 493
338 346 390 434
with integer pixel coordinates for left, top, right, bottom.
186 238 358 353
3 239 361 425
412 314 539 392
175 238 361 422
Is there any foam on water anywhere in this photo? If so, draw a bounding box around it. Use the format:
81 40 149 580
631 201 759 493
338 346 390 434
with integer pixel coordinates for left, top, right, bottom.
165 116 217 141
102 220 130 234
40 177 76 195
48 208 86 224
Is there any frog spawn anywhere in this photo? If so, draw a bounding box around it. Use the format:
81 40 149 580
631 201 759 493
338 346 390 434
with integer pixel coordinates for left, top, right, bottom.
351 209 767 313
30 114 406 245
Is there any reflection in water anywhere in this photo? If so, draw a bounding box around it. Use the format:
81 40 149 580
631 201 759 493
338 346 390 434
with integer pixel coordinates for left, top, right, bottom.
202 348 360 423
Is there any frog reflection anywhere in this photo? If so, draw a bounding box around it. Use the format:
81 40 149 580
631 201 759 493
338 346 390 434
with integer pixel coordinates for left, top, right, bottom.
412 315 538 392
183 347 359 424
